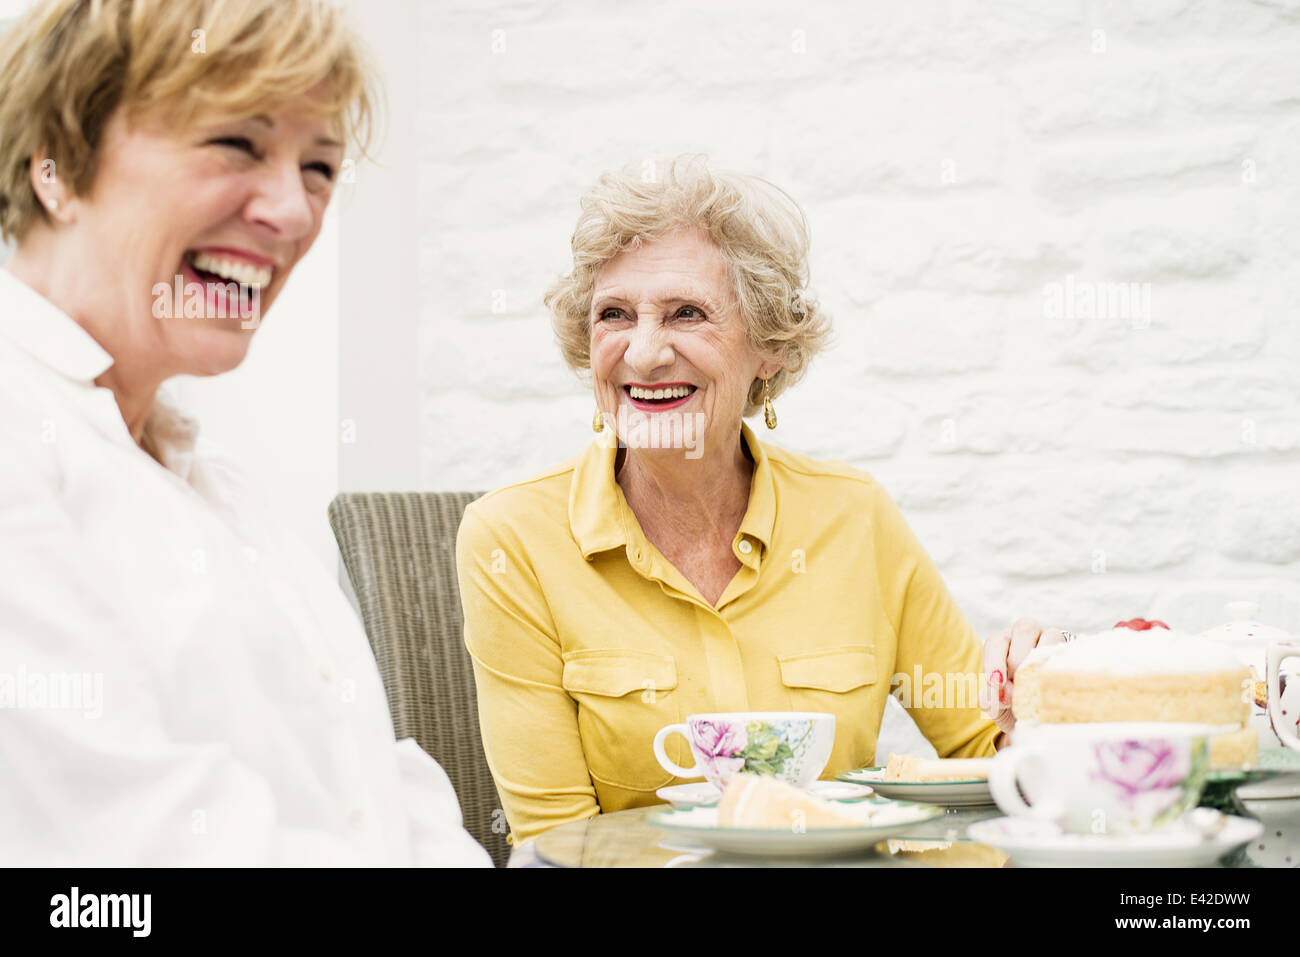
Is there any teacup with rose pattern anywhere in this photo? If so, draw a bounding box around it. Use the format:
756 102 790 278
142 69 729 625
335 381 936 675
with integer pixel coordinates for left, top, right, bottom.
652 711 835 791
988 722 1217 835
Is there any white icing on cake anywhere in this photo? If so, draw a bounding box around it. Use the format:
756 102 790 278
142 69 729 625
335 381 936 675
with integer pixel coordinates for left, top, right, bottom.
1023 628 1243 675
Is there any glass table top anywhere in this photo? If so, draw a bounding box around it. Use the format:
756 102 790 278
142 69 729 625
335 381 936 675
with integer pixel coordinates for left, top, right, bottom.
515 754 1300 868
520 795 1292 868
529 804 1020 868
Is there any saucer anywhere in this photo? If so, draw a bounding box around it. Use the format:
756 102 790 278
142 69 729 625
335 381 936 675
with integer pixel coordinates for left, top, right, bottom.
655 783 723 809
655 779 874 809
1202 749 1300 812
1232 792 1300 868
967 811 1263 868
1235 771 1300 801
1230 769 1300 868
648 800 944 859
837 767 994 807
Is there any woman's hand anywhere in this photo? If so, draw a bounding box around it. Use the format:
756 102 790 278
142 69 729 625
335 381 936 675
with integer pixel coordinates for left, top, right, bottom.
981 617 1071 737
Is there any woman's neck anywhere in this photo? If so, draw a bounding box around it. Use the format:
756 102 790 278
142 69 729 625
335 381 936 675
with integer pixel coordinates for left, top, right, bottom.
616 429 754 544
7 247 162 445
95 363 161 445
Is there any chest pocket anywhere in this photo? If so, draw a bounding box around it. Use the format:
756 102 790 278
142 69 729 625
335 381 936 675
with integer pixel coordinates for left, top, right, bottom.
777 646 879 771
562 650 680 792
777 645 877 698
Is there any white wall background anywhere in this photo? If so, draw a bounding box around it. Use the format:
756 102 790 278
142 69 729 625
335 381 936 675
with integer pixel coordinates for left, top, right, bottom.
417 0 1300 643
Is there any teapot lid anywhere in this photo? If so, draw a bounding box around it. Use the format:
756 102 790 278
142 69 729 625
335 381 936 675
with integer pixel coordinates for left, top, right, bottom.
1198 601 1292 644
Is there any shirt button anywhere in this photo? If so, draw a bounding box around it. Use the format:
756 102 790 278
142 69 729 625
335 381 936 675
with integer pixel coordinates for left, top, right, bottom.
319 666 332 682
737 539 753 555
348 809 364 831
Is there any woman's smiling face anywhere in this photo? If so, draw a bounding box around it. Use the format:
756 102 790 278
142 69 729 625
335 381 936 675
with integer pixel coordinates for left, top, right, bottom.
53 83 343 377
589 227 780 460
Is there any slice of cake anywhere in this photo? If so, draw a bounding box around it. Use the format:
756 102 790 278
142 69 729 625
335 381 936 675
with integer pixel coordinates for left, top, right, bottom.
1207 725 1258 769
1012 627 1255 768
716 774 866 829
883 754 992 782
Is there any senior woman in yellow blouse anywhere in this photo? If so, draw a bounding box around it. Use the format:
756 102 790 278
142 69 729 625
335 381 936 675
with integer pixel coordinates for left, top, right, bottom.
457 157 1063 847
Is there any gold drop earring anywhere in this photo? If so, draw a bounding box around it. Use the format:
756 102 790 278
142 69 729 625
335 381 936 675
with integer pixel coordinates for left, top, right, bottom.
763 378 777 430
592 406 604 432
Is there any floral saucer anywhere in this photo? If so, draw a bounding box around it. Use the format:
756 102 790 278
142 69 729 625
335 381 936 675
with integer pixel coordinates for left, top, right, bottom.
648 800 944 858
655 779 873 809
967 810 1262 868
837 767 994 807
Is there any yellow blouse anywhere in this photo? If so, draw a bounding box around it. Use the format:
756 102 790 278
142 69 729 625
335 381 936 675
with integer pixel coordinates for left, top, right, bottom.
456 423 1000 846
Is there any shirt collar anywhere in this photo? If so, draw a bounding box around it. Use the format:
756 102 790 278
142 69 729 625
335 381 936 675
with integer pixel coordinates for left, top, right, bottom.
143 388 202 482
569 420 776 562
0 267 201 482
735 421 776 557
0 267 114 382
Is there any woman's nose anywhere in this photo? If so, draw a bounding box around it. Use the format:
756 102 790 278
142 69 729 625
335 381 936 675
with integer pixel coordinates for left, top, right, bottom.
623 316 674 372
244 162 315 240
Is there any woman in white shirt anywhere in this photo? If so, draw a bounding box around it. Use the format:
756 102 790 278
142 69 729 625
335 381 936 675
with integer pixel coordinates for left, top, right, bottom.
0 0 490 866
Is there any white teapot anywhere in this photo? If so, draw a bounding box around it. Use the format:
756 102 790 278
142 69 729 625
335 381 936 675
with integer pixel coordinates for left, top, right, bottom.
1197 601 1294 750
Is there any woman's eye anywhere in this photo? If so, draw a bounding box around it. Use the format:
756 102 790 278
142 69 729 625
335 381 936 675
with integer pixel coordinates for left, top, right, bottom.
598 307 625 322
676 306 704 319
211 136 258 156
304 161 335 181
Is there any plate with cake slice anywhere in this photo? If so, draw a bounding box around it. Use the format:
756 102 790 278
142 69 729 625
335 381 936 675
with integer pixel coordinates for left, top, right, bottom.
837 754 996 806
648 773 944 858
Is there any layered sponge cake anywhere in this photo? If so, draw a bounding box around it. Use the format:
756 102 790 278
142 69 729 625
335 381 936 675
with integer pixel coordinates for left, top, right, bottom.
716 774 866 829
883 754 992 781
1012 627 1256 768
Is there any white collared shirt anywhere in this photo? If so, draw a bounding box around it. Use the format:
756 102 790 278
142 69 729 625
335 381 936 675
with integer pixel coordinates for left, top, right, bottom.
0 268 491 866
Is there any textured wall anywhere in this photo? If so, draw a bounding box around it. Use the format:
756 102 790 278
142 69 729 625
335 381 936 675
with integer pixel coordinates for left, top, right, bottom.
417 0 1300 643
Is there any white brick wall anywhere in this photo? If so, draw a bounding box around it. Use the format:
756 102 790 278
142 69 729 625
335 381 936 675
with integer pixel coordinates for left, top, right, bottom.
415 0 1300 642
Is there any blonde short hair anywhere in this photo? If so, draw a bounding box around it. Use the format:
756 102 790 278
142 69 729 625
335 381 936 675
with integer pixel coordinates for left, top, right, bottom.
0 0 379 244
545 155 831 417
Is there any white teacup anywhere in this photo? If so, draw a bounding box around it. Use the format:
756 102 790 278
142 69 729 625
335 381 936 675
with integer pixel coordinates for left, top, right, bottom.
652 711 835 791
988 722 1217 835
1268 643 1300 751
